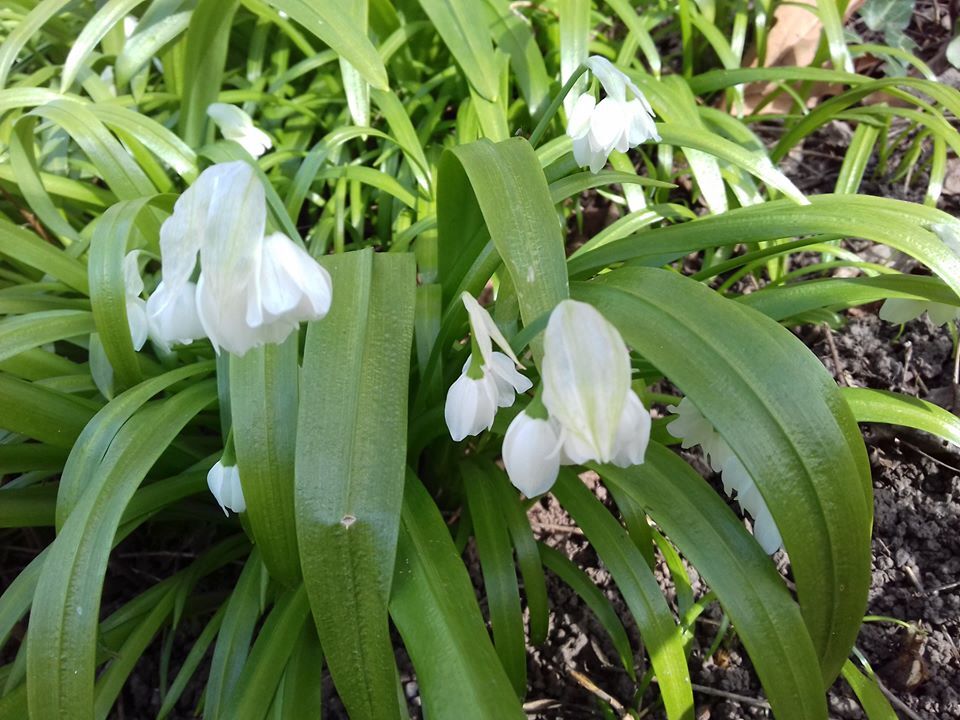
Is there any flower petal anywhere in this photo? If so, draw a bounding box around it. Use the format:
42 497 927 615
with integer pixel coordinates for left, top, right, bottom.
444 372 499 441
878 298 928 325
206 461 246 515
487 352 533 407
611 389 651 467
584 55 629 102
461 292 522 366
503 411 563 497
250 232 333 326
566 93 597 139
145 279 205 348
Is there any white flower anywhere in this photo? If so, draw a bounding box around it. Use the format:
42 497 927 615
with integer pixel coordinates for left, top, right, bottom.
879 298 959 327
566 56 660 173
444 293 531 441
206 103 273 158
146 161 332 356
667 399 783 554
503 411 564 497
542 299 637 463
444 370 499 442
207 461 246 515
123 251 148 351
610 389 652 467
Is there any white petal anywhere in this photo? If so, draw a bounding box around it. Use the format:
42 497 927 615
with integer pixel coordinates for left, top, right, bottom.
250 232 332 326
145 280 205 348
753 506 783 554
461 292 521 367
126 297 148 351
542 300 631 463
587 97 624 155
207 104 272 158
487 352 533 407
207 461 246 515
925 302 959 326
444 372 499 441
566 93 597 140
584 55 629 102
611 390 651 467
878 298 927 324
503 412 563 497
571 135 594 170
623 99 660 146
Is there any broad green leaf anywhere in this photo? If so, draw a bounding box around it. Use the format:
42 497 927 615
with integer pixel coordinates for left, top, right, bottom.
0 310 95 364
601 445 828 719
231 338 301 587
265 0 389 90
390 474 526 719
296 249 415 720
462 461 526 695
27 381 217 720
841 387 960 448
416 0 501 101
553 470 694 720
0 219 89 294
576 267 872 685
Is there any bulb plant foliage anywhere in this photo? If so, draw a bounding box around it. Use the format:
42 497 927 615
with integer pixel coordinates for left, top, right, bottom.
0 1 958 719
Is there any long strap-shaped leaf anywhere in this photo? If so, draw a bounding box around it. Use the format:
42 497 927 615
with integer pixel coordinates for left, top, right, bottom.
27 381 216 720
600 444 827 719
390 474 526 719
231 337 301 586
552 470 694 720
576 267 872 685
841 387 960 448
296 248 415 720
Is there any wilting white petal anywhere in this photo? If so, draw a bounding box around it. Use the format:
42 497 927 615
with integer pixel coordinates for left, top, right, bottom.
207 461 246 515
542 300 630 463
503 411 563 497
146 280 205 347
445 372 499 441
486 352 533 407
878 298 928 325
207 103 273 158
461 292 522 366
610 390 651 467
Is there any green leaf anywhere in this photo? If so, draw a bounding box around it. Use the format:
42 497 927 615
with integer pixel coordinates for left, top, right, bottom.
600 445 827 719
841 387 960 448
552 470 694 720
415 0 501 101
26 381 217 720
390 474 526 719
231 338 301 587
296 249 415 720
0 310 95 364
576 266 872 685
265 0 389 90
841 660 898 719
60 0 148 92
0 0 73 89
462 461 527 695
0 219 89 294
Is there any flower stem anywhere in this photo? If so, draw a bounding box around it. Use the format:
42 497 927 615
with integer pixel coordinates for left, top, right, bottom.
528 63 590 149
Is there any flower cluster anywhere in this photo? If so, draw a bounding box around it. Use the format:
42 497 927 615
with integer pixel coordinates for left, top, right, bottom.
566 56 660 173
444 293 532 440
667 398 782 554
129 161 332 357
445 298 652 498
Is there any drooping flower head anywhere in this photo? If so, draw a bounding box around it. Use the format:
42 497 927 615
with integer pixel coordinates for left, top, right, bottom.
566 56 660 173
146 161 332 356
444 292 532 441
207 103 273 158
207 460 246 516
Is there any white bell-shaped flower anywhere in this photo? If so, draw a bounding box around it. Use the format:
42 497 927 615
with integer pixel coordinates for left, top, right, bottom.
445 293 531 441
444 369 499 442
207 460 246 515
503 411 564 497
566 56 660 173
123 251 148 351
542 299 633 463
146 161 333 356
879 298 959 327
207 103 273 158
610 389 652 467
667 399 783 554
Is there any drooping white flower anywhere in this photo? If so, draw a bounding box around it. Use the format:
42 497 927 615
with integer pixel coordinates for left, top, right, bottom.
207 460 246 515
667 398 783 554
542 299 636 463
444 293 532 441
566 56 660 173
610 389 652 468
122 251 148 351
503 411 564 497
146 161 332 356
879 298 959 327
207 103 273 158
